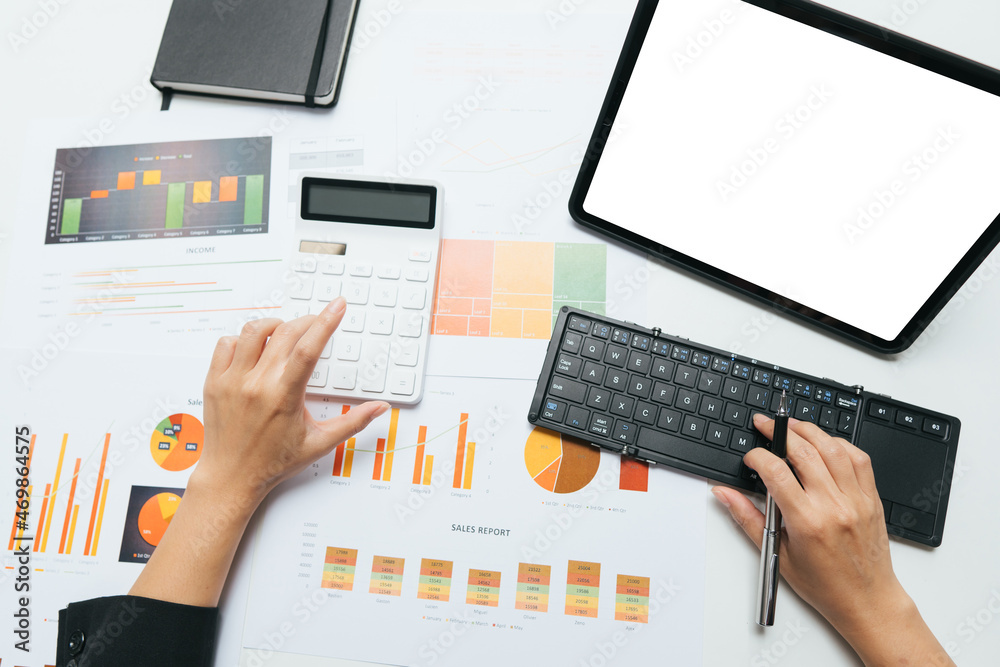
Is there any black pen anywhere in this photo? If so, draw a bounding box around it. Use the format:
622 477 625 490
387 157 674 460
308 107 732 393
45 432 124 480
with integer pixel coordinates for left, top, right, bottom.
756 389 789 627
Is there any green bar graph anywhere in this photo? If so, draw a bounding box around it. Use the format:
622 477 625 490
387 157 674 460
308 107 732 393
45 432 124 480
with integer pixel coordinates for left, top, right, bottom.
165 182 186 229
243 175 264 225
61 199 82 235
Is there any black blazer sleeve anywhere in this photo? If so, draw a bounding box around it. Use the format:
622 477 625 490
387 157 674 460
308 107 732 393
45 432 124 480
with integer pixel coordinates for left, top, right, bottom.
56 595 218 666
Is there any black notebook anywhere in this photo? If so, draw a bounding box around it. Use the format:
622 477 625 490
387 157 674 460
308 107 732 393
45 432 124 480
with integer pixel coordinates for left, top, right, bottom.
151 0 358 107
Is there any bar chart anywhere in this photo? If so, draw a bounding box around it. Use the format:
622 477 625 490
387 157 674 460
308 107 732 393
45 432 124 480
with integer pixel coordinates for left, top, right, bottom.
432 240 607 338
417 558 453 601
369 555 405 596
322 547 358 591
516 563 551 612
565 560 601 618
46 137 271 244
466 569 501 607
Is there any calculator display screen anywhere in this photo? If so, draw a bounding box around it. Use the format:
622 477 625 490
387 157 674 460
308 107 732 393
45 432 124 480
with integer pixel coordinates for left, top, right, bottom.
301 178 435 228
299 241 347 255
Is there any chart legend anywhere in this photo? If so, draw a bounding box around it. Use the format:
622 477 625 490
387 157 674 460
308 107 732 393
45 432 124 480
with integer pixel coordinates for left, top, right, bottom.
566 560 601 618
322 547 358 591
417 559 453 602
525 427 600 494
515 563 551 612
466 569 501 607
150 413 203 471
369 555 405 596
615 575 650 623
47 137 271 244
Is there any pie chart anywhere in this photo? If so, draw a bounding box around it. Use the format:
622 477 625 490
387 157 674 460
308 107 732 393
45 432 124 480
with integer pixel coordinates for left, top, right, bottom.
150 413 203 471
524 427 601 494
137 492 181 547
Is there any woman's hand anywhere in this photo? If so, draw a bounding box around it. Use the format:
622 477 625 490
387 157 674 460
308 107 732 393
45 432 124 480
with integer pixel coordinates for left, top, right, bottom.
712 415 954 666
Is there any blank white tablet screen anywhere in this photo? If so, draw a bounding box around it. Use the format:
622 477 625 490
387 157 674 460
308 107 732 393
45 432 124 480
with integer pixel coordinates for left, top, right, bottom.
584 0 1000 341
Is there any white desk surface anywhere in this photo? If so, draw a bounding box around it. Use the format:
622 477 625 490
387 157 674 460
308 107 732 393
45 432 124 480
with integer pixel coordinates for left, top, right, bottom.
2 1 999 665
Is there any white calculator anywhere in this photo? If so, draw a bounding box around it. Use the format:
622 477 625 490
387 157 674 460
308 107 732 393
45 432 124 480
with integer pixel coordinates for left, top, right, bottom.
285 174 442 405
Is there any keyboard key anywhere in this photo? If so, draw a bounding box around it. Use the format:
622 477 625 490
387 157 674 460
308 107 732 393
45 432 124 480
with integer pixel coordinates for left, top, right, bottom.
698 396 723 419
359 344 389 393
344 282 370 305
569 316 591 333
408 249 432 262
795 400 818 423
697 372 722 395
402 285 427 310
723 378 747 402
815 388 833 403
819 407 836 430
614 420 637 444
656 409 681 432
542 399 566 423
549 377 587 404
711 356 732 373
586 387 610 410
752 369 772 386
675 389 698 412
316 279 341 302
627 375 651 399
581 361 605 384
630 335 651 351
307 363 329 387
681 415 706 440
321 259 345 275
372 284 398 307
746 386 770 409
555 354 582 378
331 366 357 390
634 401 657 425
793 381 813 398
691 352 710 368
342 310 365 332
732 363 752 380
650 358 674 380
349 262 373 277
388 370 415 396
730 430 756 454
724 403 748 427
611 394 635 418
604 344 629 368
399 313 424 338
612 328 631 344
566 406 589 430
706 423 730 447
589 415 612 437
869 403 891 420
651 382 676 405
376 265 401 279
294 256 318 273
582 339 605 360
670 346 690 362
836 394 860 410
651 340 670 356
404 267 429 282
773 374 793 392
837 411 855 435
395 342 419 367
592 323 611 339
369 311 394 335
562 331 583 353
637 429 742 476
604 369 627 391
289 277 314 300
895 410 918 428
769 391 793 413
336 336 362 361
674 366 697 388
922 418 947 438
628 351 651 373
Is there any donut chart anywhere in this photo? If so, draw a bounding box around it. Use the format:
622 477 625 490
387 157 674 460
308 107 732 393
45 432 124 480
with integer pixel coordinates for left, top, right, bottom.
524 427 601 494
150 413 203 471
137 492 182 547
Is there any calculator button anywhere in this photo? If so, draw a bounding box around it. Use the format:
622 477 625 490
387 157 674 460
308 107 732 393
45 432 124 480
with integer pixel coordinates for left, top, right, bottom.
389 370 416 396
360 348 389 393
320 337 333 360
289 277 314 300
402 285 427 310
395 341 419 367
321 259 345 275
349 262 373 277
316 279 341 302
405 267 429 282
399 314 424 338
376 265 401 280
294 257 317 273
370 312 394 335
335 336 362 361
344 282 370 305
331 366 357 390
288 303 312 319
409 249 432 262
342 310 365 333
373 284 398 307
922 418 947 438
307 363 329 388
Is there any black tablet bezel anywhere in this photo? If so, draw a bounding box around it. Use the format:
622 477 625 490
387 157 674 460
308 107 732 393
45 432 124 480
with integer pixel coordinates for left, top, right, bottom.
569 0 1000 354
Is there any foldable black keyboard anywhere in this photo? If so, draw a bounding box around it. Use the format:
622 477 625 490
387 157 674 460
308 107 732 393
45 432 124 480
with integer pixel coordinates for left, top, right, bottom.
529 307 960 547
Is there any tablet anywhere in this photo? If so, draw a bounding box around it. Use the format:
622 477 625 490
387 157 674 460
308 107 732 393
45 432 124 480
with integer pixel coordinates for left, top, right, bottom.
570 0 1000 353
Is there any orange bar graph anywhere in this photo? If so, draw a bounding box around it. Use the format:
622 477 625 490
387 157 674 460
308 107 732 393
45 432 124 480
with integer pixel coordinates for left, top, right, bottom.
412 426 427 485
422 455 434 485
66 505 80 555
462 442 475 490
193 180 212 204
91 479 110 555
343 438 355 477
453 413 469 488
219 176 238 202
58 458 81 554
84 434 110 556
9 434 35 550
332 406 350 477
383 409 399 482
32 484 50 553
41 435 68 553
117 172 136 190
373 438 386 481
90 190 109 199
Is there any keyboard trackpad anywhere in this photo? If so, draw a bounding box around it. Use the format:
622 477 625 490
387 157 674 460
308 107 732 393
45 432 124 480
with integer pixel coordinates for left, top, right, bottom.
857 423 950 508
